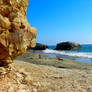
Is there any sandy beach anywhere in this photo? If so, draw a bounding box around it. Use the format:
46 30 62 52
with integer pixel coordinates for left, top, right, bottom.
14 50 92 92
0 0 92 92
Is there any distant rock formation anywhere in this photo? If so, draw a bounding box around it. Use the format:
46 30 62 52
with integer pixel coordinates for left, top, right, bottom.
32 43 48 50
55 42 81 50
0 0 37 65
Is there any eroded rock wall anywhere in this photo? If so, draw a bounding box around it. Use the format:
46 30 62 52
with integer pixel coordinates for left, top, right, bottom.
0 0 37 65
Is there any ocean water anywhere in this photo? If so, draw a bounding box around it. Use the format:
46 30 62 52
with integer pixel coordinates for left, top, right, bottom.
42 45 92 64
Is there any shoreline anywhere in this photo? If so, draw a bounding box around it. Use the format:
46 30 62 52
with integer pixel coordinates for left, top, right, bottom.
31 49 92 64
15 50 92 91
16 50 92 70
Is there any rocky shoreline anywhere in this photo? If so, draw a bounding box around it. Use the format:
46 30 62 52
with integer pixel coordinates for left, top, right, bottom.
0 0 92 91
0 51 92 92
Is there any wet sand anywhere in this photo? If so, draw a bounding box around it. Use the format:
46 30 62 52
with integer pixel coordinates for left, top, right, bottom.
16 50 92 70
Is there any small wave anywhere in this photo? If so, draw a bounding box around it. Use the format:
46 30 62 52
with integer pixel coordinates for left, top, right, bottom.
43 49 92 59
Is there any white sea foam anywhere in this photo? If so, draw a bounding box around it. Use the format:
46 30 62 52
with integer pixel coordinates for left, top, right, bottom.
43 49 92 59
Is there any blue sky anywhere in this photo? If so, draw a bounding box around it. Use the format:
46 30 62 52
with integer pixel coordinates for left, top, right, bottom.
27 0 92 45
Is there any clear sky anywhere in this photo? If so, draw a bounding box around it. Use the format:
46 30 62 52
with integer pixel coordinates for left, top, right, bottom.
27 0 92 45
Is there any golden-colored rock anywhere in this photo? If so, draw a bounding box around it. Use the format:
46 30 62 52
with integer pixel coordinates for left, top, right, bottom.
30 27 37 48
0 0 37 65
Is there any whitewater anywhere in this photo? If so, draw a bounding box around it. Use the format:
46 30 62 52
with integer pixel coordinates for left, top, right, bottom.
43 49 92 59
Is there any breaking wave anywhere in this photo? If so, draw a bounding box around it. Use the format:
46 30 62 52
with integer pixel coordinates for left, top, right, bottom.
43 49 92 59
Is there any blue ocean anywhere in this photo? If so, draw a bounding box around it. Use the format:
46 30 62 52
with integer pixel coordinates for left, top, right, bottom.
34 44 92 64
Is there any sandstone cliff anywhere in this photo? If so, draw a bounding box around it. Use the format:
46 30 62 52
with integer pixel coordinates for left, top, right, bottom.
0 0 37 65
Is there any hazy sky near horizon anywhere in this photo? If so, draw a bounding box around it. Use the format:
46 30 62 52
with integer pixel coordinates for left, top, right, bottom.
27 0 92 45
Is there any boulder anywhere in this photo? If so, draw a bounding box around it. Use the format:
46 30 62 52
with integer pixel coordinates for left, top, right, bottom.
55 42 81 50
32 43 48 50
0 0 37 65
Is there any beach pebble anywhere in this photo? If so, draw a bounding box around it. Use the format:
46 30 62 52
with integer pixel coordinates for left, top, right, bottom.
87 87 92 92
32 88 37 92
8 87 14 92
82 75 88 78
0 67 6 74
16 73 23 78
25 75 32 81
19 68 25 73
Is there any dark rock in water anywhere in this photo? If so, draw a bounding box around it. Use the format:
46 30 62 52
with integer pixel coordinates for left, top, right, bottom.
55 42 81 50
32 43 48 50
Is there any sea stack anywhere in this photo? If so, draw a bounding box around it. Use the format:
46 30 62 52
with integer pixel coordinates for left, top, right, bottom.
55 42 81 50
0 0 37 65
32 43 48 50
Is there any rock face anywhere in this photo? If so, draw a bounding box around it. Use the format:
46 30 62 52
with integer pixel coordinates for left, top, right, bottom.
55 42 81 50
0 0 37 65
32 43 48 50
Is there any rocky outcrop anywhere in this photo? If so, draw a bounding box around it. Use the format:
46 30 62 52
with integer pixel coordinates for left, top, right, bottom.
0 63 32 92
32 43 48 50
55 42 81 50
0 0 37 65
